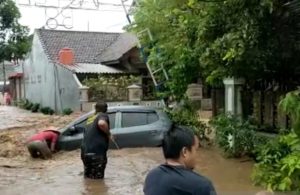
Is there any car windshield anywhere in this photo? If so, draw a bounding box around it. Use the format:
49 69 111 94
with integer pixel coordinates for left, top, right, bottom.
59 111 94 132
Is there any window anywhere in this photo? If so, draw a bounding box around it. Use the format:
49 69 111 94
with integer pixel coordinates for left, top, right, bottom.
70 112 115 135
121 112 159 128
108 112 116 129
73 119 88 134
75 119 87 129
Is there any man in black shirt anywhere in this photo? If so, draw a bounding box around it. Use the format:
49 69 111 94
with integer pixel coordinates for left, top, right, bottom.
81 101 111 179
144 125 217 195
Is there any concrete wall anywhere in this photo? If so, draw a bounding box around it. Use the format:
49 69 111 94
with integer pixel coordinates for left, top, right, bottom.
11 78 23 101
16 78 21 100
55 65 80 112
24 32 80 112
24 33 56 109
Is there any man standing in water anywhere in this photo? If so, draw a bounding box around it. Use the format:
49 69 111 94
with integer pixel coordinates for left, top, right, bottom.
81 101 111 179
144 125 217 195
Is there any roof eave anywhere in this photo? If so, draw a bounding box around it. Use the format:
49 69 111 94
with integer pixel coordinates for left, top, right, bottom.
101 60 120 65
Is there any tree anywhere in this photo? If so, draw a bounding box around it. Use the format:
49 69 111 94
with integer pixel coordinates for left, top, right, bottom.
128 0 203 100
129 0 300 100
196 0 300 86
0 0 31 91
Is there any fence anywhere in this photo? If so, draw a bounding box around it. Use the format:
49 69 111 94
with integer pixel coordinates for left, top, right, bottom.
242 90 290 130
88 85 128 102
211 88 225 116
241 80 299 131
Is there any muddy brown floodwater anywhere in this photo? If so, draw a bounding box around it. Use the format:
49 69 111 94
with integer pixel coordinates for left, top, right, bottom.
0 147 262 195
0 106 263 195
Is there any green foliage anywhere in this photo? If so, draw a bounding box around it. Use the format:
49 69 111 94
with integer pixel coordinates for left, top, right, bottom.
165 100 209 140
210 114 260 158
30 103 39 113
24 101 33 110
279 90 300 137
0 0 31 62
252 132 300 191
129 0 300 99
17 98 29 109
83 75 139 101
129 0 203 100
62 108 73 115
40 107 54 115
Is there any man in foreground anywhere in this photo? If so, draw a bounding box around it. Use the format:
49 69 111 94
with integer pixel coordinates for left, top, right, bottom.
144 125 217 195
81 101 111 179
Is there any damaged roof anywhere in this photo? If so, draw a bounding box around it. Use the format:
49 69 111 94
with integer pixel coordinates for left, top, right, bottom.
37 29 138 64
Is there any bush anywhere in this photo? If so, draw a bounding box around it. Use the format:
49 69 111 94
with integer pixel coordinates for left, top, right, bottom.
165 100 210 142
40 107 55 115
25 101 33 110
62 108 73 115
31 103 40 113
17 99 28 109
252 90 300 191
252 132 300 191
210 114 260 158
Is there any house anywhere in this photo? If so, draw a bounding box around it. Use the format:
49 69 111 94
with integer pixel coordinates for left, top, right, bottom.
10 29 151 112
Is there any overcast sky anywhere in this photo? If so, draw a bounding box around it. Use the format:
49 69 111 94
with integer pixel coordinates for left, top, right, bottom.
15 0 133 33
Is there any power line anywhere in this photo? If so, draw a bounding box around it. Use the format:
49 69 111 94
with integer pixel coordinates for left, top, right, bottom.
16 0 132 10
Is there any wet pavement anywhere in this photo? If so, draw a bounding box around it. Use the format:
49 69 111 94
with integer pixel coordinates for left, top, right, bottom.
0 106 263 195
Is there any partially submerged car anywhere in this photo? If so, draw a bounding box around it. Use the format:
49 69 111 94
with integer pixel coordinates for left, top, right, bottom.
56 106 172 151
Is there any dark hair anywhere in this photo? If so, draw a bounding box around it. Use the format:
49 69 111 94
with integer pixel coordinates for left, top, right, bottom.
162 125 195 159
95 101 107 113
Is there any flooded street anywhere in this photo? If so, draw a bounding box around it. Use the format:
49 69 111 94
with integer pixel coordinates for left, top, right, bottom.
0 148 160 195
0 106 262 195
0 148 261 195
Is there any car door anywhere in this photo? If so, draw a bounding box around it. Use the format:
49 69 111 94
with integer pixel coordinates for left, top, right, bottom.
109 111 121 149
58 111 117 151
114 110 161 148
57 117 88 151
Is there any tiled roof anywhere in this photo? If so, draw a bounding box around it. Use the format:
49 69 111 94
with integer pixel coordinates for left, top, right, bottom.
98 33 138 63
37 29 138 64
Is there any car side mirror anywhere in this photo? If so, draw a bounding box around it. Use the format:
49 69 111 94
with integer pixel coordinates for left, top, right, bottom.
69 126 78 135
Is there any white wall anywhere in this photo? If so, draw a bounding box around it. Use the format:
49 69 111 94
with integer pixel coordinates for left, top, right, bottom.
24 32 80 112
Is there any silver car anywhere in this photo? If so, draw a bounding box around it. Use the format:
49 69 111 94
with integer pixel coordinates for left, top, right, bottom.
57 106 172 151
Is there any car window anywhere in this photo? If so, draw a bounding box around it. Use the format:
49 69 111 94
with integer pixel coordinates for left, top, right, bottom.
75 119 87 129
121 112 159 128
70 112 115 133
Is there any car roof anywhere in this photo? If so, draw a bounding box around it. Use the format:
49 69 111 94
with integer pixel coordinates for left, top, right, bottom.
59 105 165 132
108 105 159 112
81 105 161 120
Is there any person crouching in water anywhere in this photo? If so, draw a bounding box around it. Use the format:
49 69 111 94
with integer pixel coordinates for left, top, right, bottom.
81 101 112 179
26 127 60 159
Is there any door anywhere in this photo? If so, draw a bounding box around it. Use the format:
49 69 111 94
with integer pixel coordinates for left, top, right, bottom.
59 111 118 150
114 111 160 147
108 111 121 149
